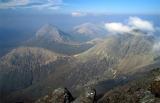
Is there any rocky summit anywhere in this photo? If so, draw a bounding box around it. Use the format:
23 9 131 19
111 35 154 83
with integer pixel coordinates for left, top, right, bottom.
34 68 160 103
35 88 74 103
73 87 96 103
34 87 96 103
97 68 160 103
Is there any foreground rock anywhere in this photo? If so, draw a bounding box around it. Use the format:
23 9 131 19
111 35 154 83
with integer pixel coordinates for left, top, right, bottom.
98 68 160 103
151 75 160 97
34 68 160 103
73 87 96 103
35 87 96 103
35 88 73 103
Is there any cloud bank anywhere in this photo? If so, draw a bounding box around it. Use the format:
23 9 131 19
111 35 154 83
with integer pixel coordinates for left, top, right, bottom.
129 17 154 32
0 0 63 9
105 22 131 34
105 17 155 35
0 0 29 9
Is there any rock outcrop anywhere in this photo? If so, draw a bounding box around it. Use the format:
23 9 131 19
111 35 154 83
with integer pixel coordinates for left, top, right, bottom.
151 76 160 97
98 68 160 103
35 88 74 103
35 87 96 103
73 87 96 103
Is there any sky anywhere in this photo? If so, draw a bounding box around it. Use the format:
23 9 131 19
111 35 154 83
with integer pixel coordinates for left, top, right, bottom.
0 0 160 46
0 0 159 14
0 0 160 35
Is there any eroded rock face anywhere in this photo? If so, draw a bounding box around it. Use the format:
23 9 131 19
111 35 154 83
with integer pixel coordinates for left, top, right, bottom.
151 76 160 97
73 87 96 103
35 88 73 103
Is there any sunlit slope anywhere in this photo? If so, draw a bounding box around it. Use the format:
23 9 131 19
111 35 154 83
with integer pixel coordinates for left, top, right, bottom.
70 34 155 87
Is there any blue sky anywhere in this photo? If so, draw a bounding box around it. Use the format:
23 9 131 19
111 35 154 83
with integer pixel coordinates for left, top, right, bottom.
0 0 159 14
66 0 159 14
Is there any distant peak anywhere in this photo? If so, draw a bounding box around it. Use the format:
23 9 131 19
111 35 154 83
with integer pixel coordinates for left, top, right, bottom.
35 24 67 43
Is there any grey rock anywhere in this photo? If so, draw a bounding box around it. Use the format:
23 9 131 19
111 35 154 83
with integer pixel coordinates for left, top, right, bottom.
151 75 160 97
35 88 73 103
139 91 155 103
73 87 96 103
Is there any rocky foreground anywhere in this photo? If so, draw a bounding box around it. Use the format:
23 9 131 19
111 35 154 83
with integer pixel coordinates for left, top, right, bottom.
35 68 160 103
35 87 96 103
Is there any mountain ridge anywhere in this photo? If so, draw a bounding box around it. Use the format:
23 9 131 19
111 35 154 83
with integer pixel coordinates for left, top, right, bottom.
0 31 159 103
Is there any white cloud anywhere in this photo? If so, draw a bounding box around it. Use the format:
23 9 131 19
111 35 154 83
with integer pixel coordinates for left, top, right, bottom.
49 0 63 4
104 17 155 35
105 22 131 34
0 0 29 9
0 0 63 9
129 17 154 32
71 11 87 17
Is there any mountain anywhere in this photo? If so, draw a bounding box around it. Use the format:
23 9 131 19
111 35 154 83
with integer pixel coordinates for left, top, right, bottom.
73 23 106 39
14 34 157 102
35 24 72 43
67 34 155 88
1 34 160 103
0 47 73 103
0 47 60 65
26 24 93 55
